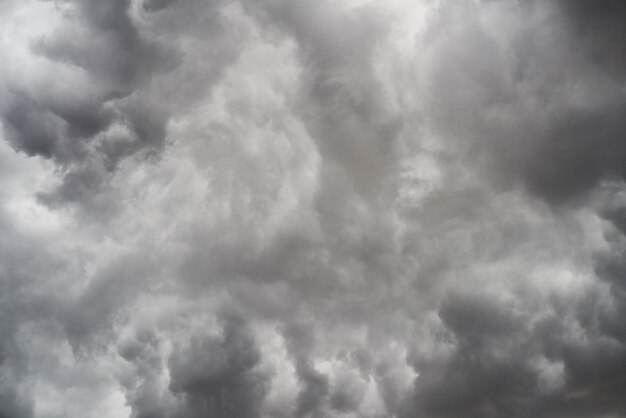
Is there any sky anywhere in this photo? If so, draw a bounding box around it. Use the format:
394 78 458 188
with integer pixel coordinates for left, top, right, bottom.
1 0 626 417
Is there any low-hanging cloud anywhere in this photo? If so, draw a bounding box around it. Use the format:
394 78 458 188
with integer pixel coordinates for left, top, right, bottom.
2 0 626 417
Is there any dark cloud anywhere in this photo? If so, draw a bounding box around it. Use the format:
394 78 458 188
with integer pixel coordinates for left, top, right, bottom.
0 389 33 418
1 0 238 214
0 0 169 215
142 0 181 13
3 91 67 159
2 0 626 417
419 0 626 204
167 315 270 418
559 0 626 79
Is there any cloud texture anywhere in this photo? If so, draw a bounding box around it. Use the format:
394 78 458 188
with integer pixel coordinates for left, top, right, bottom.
2 0 626 417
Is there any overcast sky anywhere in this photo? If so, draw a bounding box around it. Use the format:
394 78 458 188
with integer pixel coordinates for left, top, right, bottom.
1 0 626 417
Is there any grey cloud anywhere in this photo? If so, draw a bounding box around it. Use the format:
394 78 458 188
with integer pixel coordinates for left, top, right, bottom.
242 0 404 196
167 315 269 418
2 0 626 417
419 0 626 204
118 327 171 418
0 0 167 213
438 290 526 341
1 0 239 214
559 0 626 80
34 0 165 95
142 0 181 14
280 323 331 418
0 389 32 418
119 314 270 418
417 2 625 408
3 91 68 159
0 219 54 417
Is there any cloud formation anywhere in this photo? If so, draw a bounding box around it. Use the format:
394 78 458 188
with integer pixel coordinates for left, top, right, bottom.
1 0 626 417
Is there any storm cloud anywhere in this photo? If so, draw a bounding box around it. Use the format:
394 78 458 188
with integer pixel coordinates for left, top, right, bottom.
2 0 626 417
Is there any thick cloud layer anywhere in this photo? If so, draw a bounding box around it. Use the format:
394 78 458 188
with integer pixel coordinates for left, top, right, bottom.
2 0 626 417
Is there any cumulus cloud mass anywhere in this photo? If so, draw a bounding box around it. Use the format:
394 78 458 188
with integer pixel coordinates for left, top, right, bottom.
2 0 626 417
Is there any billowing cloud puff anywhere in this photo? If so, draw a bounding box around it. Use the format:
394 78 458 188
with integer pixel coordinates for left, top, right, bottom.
1 1 626 417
